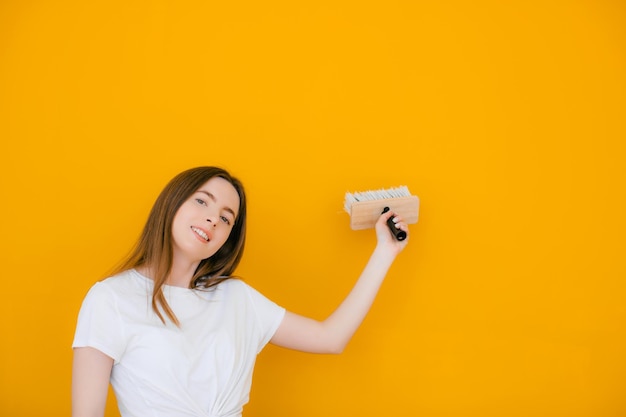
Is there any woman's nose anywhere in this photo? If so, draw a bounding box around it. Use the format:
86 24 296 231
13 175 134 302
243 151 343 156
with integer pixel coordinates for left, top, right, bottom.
206 215 218 226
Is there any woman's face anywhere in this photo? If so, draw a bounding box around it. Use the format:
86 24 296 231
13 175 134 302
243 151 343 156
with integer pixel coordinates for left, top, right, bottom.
171 176 240 264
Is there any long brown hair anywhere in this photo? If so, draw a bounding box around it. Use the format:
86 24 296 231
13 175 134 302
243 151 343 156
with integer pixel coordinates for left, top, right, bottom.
111 166 247 325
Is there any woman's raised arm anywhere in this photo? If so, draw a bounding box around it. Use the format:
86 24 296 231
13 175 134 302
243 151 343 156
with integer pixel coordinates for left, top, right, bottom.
270 210 409 354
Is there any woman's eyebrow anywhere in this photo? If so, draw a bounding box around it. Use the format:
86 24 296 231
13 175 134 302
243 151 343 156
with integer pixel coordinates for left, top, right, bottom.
197 190 236 217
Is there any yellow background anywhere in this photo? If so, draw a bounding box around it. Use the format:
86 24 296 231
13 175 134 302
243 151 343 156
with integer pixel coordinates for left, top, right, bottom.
1 1 625 416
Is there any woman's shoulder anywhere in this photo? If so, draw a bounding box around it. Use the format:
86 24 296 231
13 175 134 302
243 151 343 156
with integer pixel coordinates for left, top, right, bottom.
215 277 262 300
87 269 143 297
218 278 279 307
215 277 248 294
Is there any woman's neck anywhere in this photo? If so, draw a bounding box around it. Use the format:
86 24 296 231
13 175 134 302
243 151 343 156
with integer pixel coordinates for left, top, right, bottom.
137 260 200 288
167 261 199 287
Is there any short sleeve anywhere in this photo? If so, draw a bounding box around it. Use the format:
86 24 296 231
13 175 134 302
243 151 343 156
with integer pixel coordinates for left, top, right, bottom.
241 283 286 353
72 282 127 363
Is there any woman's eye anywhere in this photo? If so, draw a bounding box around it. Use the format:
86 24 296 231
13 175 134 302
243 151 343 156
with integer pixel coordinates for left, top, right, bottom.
195 198 207 206
220 216 231 225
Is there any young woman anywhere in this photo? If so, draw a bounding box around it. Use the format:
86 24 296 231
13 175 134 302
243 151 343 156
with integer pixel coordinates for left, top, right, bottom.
72 166 410 417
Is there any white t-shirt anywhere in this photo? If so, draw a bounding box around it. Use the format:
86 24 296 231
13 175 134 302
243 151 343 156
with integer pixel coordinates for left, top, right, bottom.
72 269 286 417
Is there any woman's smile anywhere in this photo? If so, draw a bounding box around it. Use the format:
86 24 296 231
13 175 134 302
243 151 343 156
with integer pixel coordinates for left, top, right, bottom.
191 226 211 242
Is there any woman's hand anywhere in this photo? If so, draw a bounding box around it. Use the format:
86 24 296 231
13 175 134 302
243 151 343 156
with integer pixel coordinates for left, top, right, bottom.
375 209 409 255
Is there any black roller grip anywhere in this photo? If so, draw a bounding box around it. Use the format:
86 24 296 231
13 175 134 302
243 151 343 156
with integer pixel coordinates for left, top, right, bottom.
382 206 407 241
